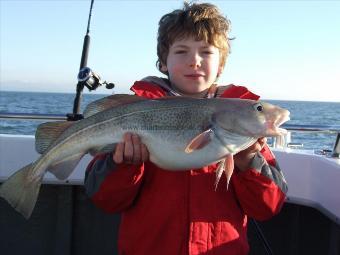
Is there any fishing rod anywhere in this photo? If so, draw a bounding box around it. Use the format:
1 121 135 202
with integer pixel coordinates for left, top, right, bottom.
67 0 114 121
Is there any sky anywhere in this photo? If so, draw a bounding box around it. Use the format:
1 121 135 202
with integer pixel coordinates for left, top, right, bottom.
0 0 339 102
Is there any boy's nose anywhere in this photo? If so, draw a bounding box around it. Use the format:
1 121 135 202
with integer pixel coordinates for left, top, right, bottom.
188 53 201 68
189 63 200 68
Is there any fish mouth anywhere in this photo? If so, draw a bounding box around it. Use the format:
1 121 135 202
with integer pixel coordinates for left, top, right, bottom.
266 110 290 136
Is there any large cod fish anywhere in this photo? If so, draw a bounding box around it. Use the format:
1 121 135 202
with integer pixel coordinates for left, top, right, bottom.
0 95 290 219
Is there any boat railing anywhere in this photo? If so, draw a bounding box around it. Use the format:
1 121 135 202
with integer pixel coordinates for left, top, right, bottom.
269 124 340 158
0 112 67 121
1 112 340 158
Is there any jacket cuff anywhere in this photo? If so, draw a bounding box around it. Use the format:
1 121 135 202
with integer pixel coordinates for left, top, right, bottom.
248 152 266 172
84 153 117 197
242 152 288 194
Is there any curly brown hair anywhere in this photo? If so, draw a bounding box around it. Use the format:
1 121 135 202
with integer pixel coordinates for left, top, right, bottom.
157 2 232 75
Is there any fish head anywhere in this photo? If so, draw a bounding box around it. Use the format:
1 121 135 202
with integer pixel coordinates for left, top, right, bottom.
214 99 290 137
256 101 290 136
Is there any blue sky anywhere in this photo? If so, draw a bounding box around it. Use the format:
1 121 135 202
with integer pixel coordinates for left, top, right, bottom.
1 0 339 102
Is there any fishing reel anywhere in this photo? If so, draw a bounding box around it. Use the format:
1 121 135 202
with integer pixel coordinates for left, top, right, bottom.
77 67 115 91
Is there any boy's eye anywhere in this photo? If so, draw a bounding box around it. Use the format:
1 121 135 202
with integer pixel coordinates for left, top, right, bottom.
202 51 214 54
174 50 187 54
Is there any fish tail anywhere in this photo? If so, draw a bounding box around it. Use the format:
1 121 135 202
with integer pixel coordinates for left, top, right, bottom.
0 163 41 219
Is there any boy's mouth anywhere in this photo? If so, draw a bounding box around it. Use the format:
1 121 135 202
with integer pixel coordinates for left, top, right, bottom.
184 74 204 79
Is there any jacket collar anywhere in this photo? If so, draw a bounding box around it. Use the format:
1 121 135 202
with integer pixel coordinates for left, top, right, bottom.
131 76 260 100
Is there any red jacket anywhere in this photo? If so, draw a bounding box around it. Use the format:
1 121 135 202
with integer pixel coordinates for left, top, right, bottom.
85 80 287 255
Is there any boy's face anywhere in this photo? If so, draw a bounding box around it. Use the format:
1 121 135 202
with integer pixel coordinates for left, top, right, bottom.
162 37 223 95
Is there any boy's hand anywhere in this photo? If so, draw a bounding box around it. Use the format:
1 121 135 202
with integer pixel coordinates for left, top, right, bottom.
113 132 149 165
234 137 267 171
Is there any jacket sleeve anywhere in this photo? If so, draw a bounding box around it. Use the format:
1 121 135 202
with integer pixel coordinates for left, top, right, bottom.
84 153 144 213
231 145 288 220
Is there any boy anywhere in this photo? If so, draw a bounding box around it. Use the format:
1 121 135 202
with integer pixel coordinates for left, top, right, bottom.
85 2 287 255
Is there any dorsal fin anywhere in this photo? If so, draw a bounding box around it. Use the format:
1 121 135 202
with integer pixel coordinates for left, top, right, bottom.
83 94 147 118
35 121 74 154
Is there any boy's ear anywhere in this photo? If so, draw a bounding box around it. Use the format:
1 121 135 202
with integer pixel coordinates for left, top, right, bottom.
217 65 224 76
160 63 168 72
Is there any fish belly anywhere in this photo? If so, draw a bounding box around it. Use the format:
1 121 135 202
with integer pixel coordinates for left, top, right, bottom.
143 133 229 170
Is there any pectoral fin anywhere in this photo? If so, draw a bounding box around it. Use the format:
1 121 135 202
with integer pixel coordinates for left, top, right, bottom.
48 153 84 180
185 129 213 153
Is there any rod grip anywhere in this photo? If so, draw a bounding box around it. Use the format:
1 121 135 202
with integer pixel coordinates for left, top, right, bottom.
79 34 90 70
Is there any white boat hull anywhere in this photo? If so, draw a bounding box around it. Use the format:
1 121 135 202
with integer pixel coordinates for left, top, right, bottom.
1 134 339 224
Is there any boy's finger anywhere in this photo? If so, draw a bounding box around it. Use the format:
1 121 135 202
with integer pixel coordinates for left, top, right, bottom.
123 133 134 163
113 142 124 164
258 137 267 149
141 143 149 162
131 134 142 164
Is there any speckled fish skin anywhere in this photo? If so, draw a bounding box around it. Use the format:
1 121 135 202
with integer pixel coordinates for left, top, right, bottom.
46 97 287 170
0 96 290 219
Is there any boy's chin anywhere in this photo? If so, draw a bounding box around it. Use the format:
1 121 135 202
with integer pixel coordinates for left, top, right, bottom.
190 86 210 94
172 82 210 95
181 88 209 97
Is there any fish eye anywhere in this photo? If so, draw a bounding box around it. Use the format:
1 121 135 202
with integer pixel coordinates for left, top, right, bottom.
253 103 263 112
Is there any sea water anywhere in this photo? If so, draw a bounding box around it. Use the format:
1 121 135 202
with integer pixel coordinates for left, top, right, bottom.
0 91 339 151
